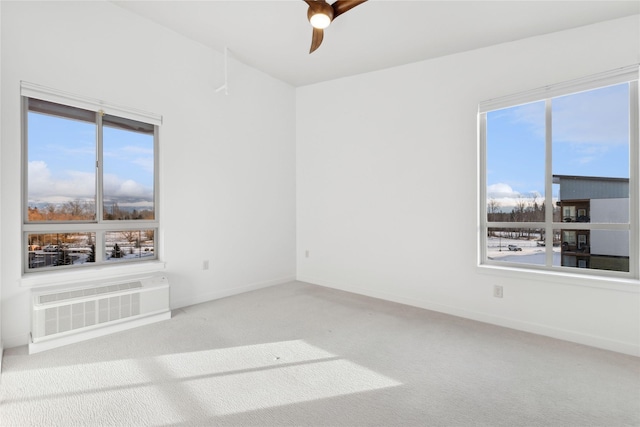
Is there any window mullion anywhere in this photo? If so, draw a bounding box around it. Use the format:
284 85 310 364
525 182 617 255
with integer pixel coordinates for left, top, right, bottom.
545 99 554 267
629 80 639 278
96 111 104 223
95 231 104 264
479 112 488 265
153 125 160 223
21 98 29 224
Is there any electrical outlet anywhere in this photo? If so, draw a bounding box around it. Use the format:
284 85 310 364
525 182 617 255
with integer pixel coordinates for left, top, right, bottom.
203 260 210 270
493 285 503 298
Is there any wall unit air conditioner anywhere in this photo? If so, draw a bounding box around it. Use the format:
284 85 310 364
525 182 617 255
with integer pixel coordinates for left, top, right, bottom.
30 275 171 354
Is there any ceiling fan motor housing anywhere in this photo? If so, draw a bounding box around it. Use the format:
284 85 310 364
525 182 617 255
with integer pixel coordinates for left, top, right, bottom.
308 1 334 28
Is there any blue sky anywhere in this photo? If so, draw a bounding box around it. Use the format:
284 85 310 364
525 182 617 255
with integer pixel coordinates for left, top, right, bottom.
486 83 630 210
103 126 154 207
27 83 630 212
27 112 154 208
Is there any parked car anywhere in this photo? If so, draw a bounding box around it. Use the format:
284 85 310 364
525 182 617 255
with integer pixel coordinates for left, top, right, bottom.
508 244 522 251
43 244 59 252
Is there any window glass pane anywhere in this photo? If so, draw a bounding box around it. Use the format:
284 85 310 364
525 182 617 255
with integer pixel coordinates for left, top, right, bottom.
486 101 546 222
483 74 636 278
104 230 155 262
27 102 96 221
552 84 629 224
487 227 554 266
27 232 96 269
560 229 629 272
103 115 155 220
23 94 159 273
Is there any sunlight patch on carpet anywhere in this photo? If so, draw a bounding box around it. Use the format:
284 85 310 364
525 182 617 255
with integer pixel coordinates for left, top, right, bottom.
148 339 403 416
1 340 401 424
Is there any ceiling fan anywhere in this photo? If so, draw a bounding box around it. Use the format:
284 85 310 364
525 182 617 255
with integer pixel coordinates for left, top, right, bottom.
303 0 368 53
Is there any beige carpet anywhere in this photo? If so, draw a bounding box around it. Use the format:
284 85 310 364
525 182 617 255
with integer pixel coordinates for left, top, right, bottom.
1 281 639 426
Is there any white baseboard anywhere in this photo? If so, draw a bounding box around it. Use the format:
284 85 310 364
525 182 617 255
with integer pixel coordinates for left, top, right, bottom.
296 275 640 357
4 333 29 351
171 275 296 311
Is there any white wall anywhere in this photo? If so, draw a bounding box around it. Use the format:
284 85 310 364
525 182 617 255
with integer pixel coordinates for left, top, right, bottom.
2 2 637 357
297 16 640 356
1 1 296 348
591 198 630 257
591 198 629 223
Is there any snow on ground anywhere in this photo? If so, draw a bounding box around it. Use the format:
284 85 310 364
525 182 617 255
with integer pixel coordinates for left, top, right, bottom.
487 236 561 266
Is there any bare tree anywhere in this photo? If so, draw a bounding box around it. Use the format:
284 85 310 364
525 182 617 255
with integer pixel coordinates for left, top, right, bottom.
121 230 140 246
487 198 500 237
487 198 500 219
514 196 526 219
46 204 56 221
64 200 85 217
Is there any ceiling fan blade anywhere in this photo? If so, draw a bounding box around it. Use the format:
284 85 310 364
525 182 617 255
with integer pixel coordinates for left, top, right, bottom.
309 27 324 53
331 0 367 19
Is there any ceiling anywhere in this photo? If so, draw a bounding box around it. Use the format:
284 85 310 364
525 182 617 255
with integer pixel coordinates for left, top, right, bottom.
112 1 640 87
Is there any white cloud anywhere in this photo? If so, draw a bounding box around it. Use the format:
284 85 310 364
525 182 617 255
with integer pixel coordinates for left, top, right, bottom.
118 179 146 198
487 183 518 198
122 145 153 155
116 200 154 208
131 156 154 174
553 85 628 145
487 183 546 212
28 162 152 207
28 161 95 203
103 174 153 204
505 101 546 137
28 160 52 190
576 156 596 165
494 85 628 146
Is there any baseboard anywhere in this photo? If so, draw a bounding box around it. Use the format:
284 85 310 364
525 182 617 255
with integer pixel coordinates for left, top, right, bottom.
171 275 296 311
296 275 640 357
4 333 29 351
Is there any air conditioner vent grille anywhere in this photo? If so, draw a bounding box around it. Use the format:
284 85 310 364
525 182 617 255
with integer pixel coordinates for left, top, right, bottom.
41 294 142 337
30 275 170 354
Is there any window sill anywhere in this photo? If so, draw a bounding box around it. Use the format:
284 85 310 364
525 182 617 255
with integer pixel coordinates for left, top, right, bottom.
20 260 166 288
477 264 640 293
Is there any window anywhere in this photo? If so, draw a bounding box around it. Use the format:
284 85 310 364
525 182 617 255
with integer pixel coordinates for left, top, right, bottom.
22 84 161 273
479 66 638 279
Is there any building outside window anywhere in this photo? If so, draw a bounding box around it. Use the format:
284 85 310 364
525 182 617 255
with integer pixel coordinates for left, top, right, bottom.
555 175 629 271
479 66 638 279
22 83 161 273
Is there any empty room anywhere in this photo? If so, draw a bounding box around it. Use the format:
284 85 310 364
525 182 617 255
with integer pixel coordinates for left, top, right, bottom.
1 1 639 425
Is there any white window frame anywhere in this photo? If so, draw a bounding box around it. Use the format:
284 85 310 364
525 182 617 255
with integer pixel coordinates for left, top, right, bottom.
21 82 162 275
478 66 639 282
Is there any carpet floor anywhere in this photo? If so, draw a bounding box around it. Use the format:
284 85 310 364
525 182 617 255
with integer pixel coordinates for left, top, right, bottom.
1 281 639 426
